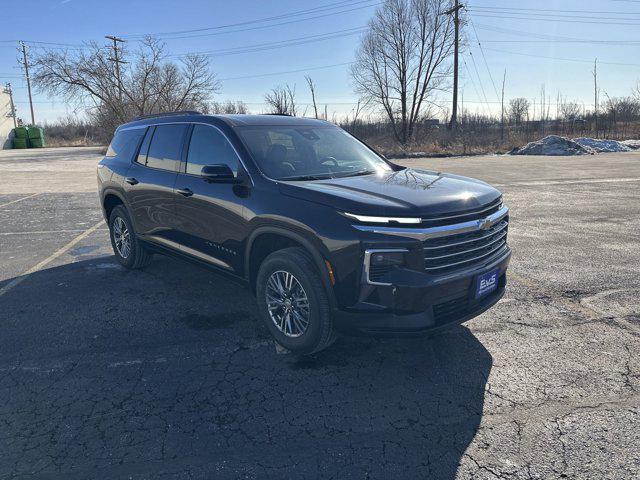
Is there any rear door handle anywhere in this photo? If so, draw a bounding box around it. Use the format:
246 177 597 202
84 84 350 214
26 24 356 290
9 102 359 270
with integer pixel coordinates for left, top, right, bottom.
125 177 138 185
176 188 194 197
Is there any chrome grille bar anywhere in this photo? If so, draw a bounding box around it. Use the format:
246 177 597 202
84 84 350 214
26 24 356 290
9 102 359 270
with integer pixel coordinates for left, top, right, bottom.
425 230 507 261
424 239 508 271
422 221 508 250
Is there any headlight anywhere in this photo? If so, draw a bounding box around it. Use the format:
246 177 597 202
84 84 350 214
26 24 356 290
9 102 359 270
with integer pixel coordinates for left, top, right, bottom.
343 212 422 224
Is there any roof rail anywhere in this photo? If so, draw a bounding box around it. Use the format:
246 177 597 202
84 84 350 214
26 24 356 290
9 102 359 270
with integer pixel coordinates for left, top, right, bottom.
132 111 202 121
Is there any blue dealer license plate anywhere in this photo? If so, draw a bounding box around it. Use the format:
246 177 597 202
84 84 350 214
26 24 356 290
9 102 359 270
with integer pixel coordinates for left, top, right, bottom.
475 269 499 299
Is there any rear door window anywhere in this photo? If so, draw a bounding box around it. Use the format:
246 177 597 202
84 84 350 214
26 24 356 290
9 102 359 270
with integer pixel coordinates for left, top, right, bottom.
106 128 145 160
144 124 188 171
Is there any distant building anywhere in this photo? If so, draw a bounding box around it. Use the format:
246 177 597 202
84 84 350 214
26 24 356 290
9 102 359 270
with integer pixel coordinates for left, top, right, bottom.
0 90 14 149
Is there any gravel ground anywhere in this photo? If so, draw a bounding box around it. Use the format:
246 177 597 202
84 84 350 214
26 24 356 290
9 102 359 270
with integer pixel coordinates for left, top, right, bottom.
0 147 639 479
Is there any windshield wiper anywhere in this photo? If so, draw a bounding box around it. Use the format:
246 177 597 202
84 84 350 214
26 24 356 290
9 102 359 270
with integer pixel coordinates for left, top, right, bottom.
278 173 336 181
279 170 376 181
333 169 376 178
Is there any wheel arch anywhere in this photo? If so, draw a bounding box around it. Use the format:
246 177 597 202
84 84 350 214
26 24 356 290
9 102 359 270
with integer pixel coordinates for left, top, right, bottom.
101 189 127 221
245 227 337 308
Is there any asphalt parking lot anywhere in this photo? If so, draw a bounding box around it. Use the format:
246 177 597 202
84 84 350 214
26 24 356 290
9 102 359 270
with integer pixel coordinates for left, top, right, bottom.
1 146 639 479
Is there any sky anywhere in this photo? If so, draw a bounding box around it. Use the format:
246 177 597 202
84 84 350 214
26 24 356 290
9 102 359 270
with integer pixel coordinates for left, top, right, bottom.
1 0 639 124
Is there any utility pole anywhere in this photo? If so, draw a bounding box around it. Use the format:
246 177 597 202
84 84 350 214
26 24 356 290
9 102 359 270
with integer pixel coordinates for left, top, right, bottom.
3 83 17 128
592 58 598 137
19 42 35 125
445 0 464 130
105 35 126 102
500 69 506 142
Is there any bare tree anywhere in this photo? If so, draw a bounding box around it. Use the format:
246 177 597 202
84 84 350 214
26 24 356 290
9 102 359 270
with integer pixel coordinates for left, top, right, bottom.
264 84 297 116
351 0 455 144
508 97 530 125
31 37 219 140
559 98 582 121
305 76 319 119
604 96 640 122
211 100 248 114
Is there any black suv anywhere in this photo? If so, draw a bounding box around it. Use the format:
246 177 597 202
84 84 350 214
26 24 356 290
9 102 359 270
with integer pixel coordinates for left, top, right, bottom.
98 112 510 354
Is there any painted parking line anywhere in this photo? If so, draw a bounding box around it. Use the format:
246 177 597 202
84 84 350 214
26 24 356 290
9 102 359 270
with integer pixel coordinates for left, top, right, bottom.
0 193 40 209
0 220 105 298
495 177 640 187
0 228 109 236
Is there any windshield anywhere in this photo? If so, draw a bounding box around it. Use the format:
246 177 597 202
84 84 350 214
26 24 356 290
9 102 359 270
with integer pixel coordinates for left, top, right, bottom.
236 126 391 180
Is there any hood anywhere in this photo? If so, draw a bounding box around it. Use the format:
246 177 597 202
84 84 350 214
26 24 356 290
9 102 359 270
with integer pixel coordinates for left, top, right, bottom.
278 168 501 217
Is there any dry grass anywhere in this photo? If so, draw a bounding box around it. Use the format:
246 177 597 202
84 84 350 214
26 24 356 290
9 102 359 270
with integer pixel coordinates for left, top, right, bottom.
350 120 640 157
44 136 103 148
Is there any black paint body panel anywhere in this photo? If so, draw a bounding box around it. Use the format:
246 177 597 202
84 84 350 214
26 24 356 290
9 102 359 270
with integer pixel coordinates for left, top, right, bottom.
98 114 511 335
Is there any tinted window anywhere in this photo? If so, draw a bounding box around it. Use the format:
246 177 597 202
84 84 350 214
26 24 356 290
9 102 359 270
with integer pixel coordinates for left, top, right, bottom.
186 125 239 176
135 127 154 165
106 128 144 159
237 126 390 180
145 124 188 171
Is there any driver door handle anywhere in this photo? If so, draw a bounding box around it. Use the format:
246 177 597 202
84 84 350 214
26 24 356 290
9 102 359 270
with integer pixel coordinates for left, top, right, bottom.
176 188 194 197
125 177 138 185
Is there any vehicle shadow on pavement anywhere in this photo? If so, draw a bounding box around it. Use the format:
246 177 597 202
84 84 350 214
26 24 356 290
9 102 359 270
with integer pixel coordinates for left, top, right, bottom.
0 255 492 479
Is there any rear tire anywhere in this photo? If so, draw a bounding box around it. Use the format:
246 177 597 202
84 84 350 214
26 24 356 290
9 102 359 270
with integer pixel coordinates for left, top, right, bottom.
108 205 152 269
256 247 336 355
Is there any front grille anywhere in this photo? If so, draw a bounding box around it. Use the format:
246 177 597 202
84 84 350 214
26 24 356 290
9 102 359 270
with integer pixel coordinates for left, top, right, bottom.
423 218 509 273
421 197 503 228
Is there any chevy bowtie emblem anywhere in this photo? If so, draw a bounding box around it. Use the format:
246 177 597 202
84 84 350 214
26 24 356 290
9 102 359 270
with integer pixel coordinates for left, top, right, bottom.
478 218 492 230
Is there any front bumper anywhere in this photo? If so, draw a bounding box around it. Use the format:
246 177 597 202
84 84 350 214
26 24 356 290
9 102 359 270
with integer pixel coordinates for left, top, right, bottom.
333 247 511 335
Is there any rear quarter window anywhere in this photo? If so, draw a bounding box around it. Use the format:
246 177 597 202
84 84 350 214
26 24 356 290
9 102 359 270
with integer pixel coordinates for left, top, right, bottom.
144 124 188 171
106 129 145 160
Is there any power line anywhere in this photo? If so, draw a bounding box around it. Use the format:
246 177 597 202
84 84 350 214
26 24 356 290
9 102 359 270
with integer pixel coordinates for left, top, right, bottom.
466 45 490 113
0 39 81 47
474 23 640 45
219 62 353 81
468 5 640 16
123 0 376 38
133 3 381 41
168 27 368 58
482 47 640 68
462 59 487 116
468 17 500 102
476 40 640 44
468 12 640 26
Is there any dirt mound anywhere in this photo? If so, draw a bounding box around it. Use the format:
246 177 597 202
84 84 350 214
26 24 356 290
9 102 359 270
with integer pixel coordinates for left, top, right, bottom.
511 135 595 156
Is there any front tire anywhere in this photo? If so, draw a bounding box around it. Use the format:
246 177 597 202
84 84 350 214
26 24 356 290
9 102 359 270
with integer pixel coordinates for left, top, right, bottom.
256 247 336 355
108 205 152 269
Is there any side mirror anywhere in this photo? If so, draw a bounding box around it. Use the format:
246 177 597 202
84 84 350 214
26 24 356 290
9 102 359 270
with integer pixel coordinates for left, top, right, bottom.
201 164 239 183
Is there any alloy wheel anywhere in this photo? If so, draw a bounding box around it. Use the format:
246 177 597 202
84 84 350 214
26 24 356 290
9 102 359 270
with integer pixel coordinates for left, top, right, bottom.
113 216 131 259
265 270 310 337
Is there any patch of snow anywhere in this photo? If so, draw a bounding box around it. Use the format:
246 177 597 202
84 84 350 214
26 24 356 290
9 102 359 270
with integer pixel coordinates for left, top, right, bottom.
620 139 640 150
573 137 632 153
511 135 595 156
